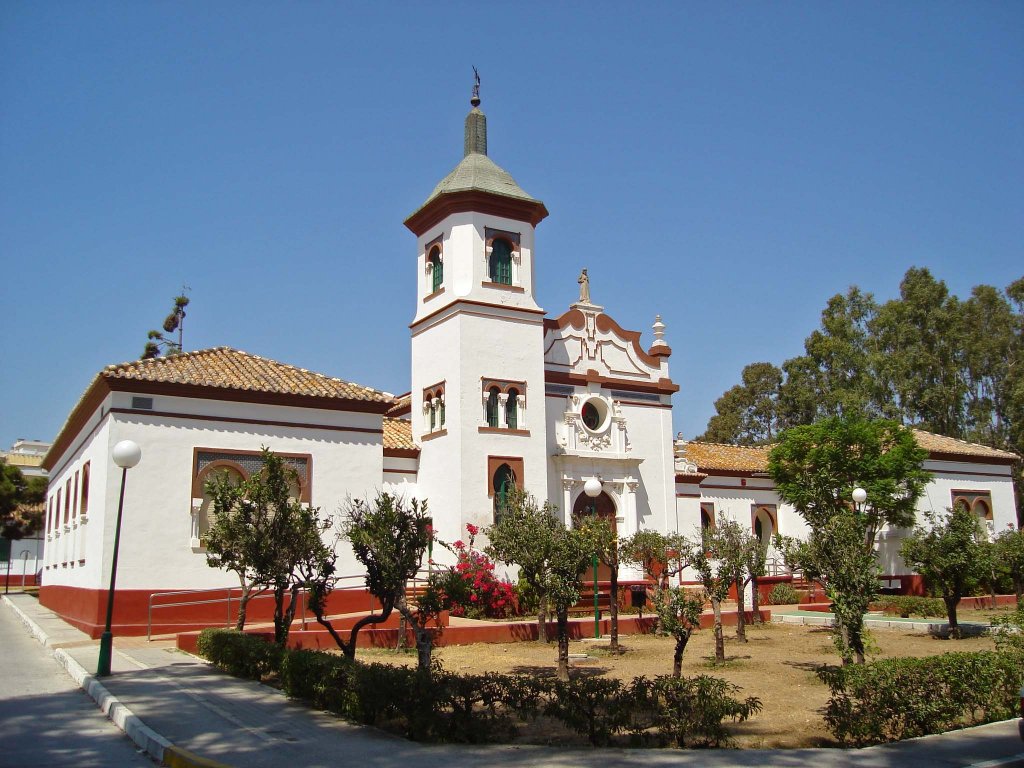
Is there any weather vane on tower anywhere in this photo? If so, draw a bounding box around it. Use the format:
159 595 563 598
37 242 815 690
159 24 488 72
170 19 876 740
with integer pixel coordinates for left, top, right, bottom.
471 66 481 107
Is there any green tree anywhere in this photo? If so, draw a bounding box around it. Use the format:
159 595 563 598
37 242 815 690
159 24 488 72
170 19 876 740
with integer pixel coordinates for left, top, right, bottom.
871 268 965 435
692 523 738 663
142 291 190 359
486 488 590 680
204 449 321 642
307 495 432 663
485 487 563 645
900 505 988 639
769 415 929 663
993 527 1024 604
576 513 622 653
698 362 783 445
653 586 705 677
1 460 46 545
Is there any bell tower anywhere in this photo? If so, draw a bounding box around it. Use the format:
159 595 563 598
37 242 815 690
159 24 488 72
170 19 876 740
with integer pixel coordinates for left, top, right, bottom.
406 76 550 547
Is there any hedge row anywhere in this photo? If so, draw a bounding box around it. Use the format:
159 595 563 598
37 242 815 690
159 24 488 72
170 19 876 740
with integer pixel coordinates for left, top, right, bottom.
818 649 1024 746
196 628 760 747
872 596 946 618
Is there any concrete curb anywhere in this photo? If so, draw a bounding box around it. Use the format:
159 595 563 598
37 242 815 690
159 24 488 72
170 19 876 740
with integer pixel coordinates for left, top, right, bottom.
2 595 230 768
771 611 991 635
53 645 171 763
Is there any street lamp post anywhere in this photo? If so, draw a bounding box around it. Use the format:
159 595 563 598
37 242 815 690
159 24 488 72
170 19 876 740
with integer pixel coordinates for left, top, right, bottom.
583 476 603 639
97 440 141 677
852 487 867 508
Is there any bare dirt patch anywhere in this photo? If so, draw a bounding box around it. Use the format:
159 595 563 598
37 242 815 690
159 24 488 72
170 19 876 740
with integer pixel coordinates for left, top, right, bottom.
358 619 998 748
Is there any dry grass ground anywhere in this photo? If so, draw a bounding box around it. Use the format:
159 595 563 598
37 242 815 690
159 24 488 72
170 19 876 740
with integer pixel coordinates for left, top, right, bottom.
358 612 1008 748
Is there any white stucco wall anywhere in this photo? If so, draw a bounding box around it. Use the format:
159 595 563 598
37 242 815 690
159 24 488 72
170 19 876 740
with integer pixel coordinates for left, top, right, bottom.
44 391 387 592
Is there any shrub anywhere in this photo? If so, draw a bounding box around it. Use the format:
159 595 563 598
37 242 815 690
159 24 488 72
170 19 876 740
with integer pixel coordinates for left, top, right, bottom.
641 675 762 747
873 595 945 618
766 582 799 606
279 649 355 713
195 628 283 680
819 650 1024 745
991 604 1024 655
544 677 631 746
445 524 517 618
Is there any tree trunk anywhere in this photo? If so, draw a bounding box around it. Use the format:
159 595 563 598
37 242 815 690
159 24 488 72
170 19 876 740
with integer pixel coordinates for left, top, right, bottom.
235 584 255 631
735 574 747 642
989 573 998 610
672 631 691 678
1014 575 1023 607
609 560 620 654
750 575 761 624
944 594 961 640
537 604 548 644
556 608 570 681
273 582 300 646
414 626 433 672
712 597 725 662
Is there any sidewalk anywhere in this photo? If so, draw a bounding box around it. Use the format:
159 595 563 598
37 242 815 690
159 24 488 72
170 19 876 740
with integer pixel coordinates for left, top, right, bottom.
3 593 1023 768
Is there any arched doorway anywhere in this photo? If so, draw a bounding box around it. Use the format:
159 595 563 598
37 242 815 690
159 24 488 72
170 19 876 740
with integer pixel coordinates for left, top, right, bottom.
573 490 616 580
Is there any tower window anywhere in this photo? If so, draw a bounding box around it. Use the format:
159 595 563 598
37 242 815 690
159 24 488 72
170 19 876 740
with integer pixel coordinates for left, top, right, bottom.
492 463 516 523
486 387 500 427
505 388 519 430
428 245 443 293
422 383 446 434
489 238 512 285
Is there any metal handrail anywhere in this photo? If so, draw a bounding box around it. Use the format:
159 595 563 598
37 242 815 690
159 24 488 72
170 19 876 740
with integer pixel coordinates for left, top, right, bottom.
146 574 371 640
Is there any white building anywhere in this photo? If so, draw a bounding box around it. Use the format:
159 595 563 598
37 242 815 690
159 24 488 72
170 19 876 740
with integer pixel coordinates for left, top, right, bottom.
40 88 1020 635
1 439 49 587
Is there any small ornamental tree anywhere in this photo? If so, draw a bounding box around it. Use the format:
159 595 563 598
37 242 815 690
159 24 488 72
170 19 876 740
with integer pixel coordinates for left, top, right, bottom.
576 514 622 653
692 523 738 663
350 493 431 658
655 586 705 677
204 449 318 638
545 524 592 681
714 518 755 642
619 529 692 586
744 536 768 625
769 415 929 663
485 487 563 645
900 505 989 639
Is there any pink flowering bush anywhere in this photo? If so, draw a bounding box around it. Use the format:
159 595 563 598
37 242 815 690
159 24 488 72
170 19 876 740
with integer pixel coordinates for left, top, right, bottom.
439 524 517 619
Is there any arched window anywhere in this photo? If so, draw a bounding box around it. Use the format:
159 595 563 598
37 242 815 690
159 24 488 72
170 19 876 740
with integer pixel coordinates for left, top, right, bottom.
486 387 500 427
196 466 244 544
429 398 436 430
428 246 443 293
505 388 518 430
439 398 445 427
489 238 512 285
493 463 516 523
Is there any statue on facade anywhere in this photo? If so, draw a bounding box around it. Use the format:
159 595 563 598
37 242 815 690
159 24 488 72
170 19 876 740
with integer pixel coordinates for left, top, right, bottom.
578 268 590 303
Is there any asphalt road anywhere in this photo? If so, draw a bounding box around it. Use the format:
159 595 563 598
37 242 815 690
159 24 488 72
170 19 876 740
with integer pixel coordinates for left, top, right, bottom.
0 604 155 768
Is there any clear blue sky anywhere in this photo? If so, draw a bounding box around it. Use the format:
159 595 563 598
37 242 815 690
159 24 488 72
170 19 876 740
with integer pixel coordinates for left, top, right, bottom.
2 2 1021 450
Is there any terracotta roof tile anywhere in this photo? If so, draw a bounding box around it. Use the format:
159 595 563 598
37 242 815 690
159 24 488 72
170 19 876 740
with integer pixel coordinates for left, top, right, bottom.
909 429 1018 461
387 393 412 418
101 347 395 403
678 442 770 473
383 418 416 452
678 428 1019 474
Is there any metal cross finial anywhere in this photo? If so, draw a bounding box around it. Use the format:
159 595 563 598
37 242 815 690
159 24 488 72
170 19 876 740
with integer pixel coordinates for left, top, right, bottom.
471 66 481 107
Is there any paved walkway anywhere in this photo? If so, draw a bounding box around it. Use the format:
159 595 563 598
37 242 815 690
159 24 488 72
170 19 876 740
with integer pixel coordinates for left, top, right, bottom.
3 593 1023 768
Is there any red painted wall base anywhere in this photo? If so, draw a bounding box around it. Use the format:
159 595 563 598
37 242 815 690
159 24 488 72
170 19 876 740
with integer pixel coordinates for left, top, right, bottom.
39 584 380 639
